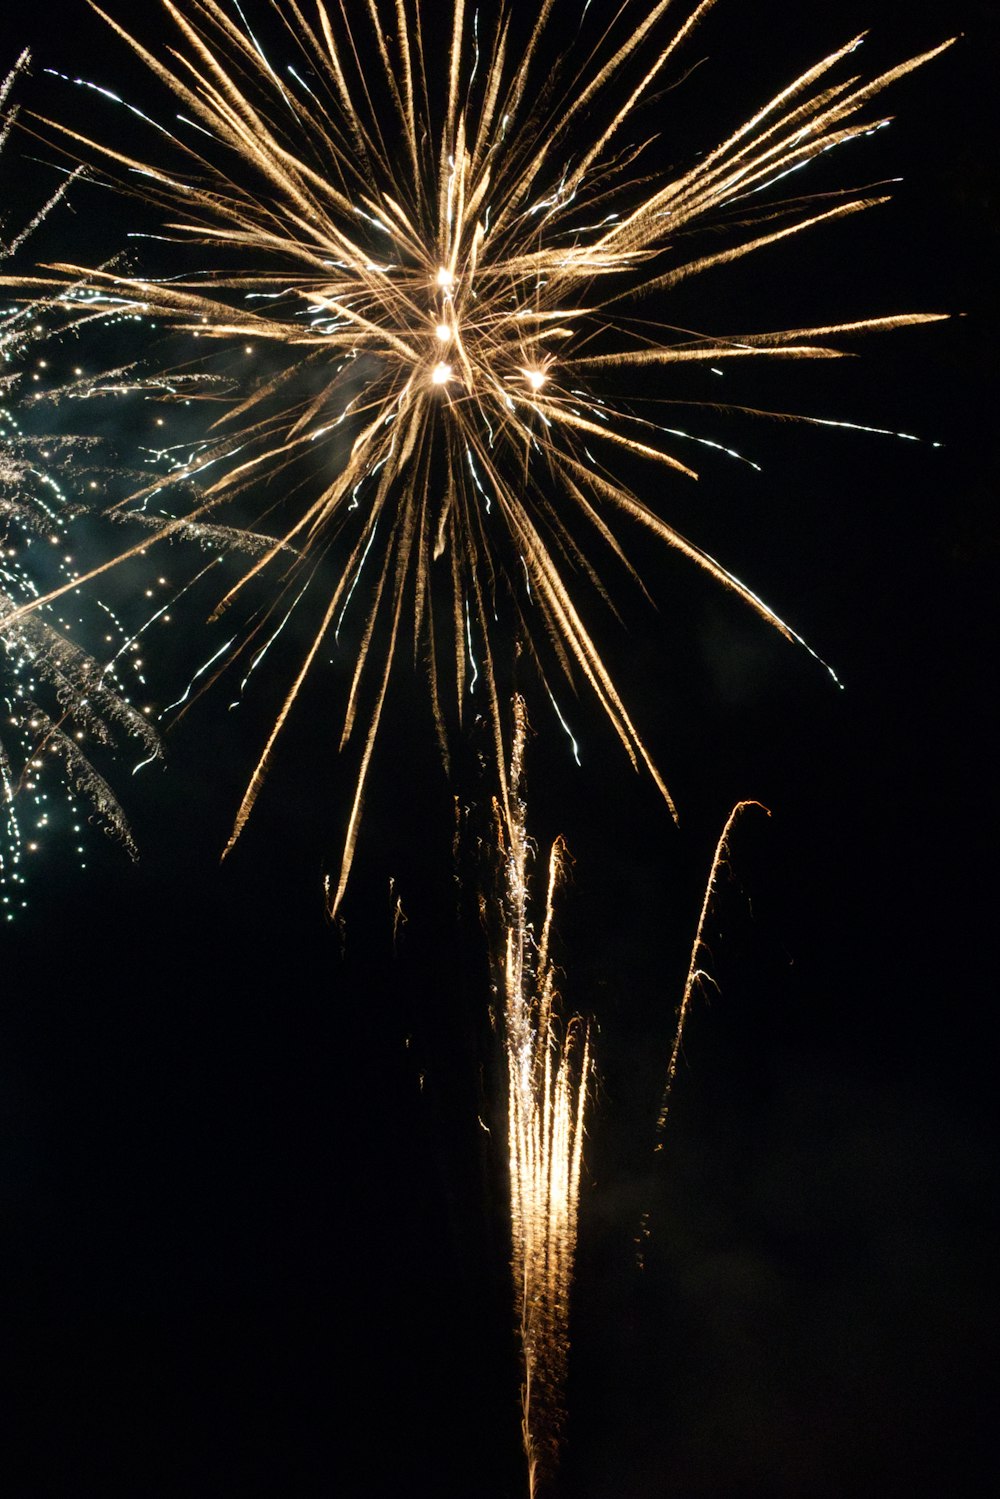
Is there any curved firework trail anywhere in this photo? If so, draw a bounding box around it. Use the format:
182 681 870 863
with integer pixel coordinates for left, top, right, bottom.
1 0 951 916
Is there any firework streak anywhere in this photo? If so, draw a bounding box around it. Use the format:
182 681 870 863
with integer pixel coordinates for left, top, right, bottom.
493 695 590 1493
2 2 951 912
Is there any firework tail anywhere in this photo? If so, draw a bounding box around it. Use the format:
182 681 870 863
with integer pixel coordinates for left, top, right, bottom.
493 695 590 1494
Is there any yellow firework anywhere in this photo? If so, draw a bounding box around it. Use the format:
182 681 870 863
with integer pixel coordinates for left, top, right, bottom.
4 1 950 911
493 695 589 1493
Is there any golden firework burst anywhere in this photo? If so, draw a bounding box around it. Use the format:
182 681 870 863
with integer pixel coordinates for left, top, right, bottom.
3 2 951 914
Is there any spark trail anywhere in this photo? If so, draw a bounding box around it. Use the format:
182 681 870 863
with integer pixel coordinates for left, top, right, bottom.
1 2 952 912
493 695 590 1494
655 798 769 1147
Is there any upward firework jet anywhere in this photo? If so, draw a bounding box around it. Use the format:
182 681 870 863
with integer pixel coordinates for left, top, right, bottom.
493 695 590 1494
3 1 951 914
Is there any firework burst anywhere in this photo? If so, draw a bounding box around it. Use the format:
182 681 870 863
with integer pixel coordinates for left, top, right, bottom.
2 0 951 914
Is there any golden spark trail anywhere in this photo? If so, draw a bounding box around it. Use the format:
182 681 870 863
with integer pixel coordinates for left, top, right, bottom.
633 799 768 1272
494 696 590 1494
0 3 952 913
655 799 769 1146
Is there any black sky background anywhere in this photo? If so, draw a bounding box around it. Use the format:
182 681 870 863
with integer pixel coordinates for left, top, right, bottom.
2 2 996 1495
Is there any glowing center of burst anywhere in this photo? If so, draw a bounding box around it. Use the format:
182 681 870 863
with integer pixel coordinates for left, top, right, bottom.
434 322 452 343
436 266 454 289
431 361 453 385
525 369 546 392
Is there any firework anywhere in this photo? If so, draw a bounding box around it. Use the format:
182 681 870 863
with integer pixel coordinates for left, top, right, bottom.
492 695 590 1494
655 799 769 1146
1 50 161 912
2 1 951 915
0 11 956 1492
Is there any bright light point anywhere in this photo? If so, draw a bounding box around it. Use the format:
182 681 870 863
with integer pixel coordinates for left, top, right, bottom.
435 323 451 343
244 345 253 354
436 267 454 288
525 369 546 391
432 361 453 385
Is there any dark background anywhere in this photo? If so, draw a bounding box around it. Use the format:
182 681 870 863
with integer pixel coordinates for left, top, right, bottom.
2 2 996 1495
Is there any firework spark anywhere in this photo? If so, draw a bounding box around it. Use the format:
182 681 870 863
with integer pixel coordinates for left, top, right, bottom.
2 1 951 913
1 50 161 911
493 694 590 1494
654 798 768 1146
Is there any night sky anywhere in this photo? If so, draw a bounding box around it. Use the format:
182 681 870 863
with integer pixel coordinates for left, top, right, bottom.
2 3 996 1496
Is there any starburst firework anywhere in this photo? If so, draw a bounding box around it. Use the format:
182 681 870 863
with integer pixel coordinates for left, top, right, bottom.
3 0 951 915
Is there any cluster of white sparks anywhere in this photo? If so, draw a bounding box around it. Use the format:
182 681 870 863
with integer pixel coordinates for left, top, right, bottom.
1 50 162 912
